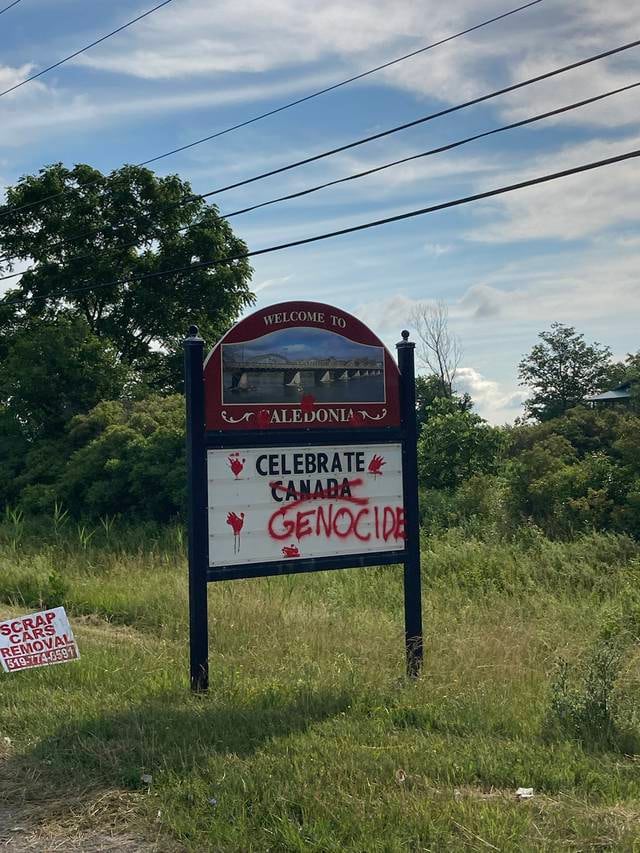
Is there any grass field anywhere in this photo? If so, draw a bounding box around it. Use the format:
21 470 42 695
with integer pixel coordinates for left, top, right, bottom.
1 518 639 851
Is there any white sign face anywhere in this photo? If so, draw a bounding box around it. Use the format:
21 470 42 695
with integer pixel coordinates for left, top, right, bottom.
0 606 80 673
208 443 404 567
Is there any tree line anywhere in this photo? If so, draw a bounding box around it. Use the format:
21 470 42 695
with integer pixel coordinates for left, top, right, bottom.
0 163 638 537
413 311 639 539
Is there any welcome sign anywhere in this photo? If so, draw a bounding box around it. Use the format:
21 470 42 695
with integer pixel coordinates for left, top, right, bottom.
184 300 423 691
203 301 400 431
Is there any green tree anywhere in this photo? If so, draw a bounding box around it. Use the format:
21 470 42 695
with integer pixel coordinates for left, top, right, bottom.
58 395 186 521
415 375 472 434
417 400 503 490
416 374 473 435
601 350 640 393
618 351 640 413
0 313 127 439
0 406 29 507
518 323 612 421
0 163 254 392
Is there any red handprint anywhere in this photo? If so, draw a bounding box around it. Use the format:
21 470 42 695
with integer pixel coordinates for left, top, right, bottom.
368 454 386 477
256 409 271 428
227 453 246 478
282 544 300 558
226 511 245 554
300 394 316 414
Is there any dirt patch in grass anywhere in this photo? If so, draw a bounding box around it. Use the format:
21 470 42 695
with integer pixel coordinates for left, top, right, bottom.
0 792 178 852
0 740 176 852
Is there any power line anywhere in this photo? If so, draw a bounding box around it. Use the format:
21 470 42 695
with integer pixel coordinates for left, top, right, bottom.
221 80 640 218
0 0 544 220
0 0 22 17
138 0 545 168
0 0 176 99
1 76 636 285
2 34 637 263
0 268 24 282
2 147 638 310
1 76 636 282
198 37 640 199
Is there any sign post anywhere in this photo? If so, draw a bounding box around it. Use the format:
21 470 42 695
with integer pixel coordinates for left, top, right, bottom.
184 302 422 690
184 325 209 692
397 330 423 677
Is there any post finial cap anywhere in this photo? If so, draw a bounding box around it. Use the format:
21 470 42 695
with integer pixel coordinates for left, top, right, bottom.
401 329 410 341
187 324 199 338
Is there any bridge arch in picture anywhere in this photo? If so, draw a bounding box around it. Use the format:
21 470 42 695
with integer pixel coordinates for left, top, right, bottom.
224 352 385 391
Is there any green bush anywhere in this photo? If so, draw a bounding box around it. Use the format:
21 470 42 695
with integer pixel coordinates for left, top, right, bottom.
504 411 640 538
419 474 507 536
60 395 186 520
1 395 185 522
417 400 504 491
545 638 639 754
0 313 128 440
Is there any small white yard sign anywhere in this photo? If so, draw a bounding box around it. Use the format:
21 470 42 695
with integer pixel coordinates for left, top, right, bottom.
0 607 80 673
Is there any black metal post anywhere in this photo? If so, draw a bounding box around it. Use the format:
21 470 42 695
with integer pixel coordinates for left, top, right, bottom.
396 330 423 678
184 325 209 692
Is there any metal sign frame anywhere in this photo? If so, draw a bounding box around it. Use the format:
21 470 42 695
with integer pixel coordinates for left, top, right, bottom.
184 323 422 692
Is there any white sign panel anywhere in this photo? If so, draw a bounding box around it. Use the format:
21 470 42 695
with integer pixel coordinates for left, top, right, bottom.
0 606 80 673
208 443 405 566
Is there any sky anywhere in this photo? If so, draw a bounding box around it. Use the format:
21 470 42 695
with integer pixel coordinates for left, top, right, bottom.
223 327 384 363
0 0 639 422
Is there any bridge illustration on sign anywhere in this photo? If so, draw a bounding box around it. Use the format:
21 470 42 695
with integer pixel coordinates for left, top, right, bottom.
222 326 385 405
227 353 383 389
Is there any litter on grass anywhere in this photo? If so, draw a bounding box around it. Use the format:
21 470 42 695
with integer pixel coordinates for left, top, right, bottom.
515 787 534 800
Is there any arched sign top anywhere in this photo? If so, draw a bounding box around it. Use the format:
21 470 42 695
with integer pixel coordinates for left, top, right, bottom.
203 301 400 431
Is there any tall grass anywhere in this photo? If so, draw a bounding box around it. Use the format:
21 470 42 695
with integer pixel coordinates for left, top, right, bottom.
0 515 639 850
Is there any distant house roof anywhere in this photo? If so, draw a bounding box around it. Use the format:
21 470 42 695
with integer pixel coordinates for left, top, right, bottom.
584 380 634 403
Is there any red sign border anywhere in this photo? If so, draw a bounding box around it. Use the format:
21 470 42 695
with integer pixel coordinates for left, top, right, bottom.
203 300 400 431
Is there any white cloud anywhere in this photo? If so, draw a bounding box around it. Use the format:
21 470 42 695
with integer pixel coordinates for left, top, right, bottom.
458 250 640 326
73 0 640 139
616 234 640 248
455 366 526 424
345 293 420 338
75 0 423 79
0 0 630 174
0 69 335 146
252 274 292 295
4 1 638 168
466 133 640 243
0 63 37 92
497 63 640 130
424 241 452 256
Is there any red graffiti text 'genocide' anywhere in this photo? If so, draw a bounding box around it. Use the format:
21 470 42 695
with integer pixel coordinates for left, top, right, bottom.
266 478 404 544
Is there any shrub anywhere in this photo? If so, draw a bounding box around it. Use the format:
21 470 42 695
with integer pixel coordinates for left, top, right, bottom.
545 637 638 754
54 395 186 521
417 401 504 491
505 430 638 537
59 395 185 521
